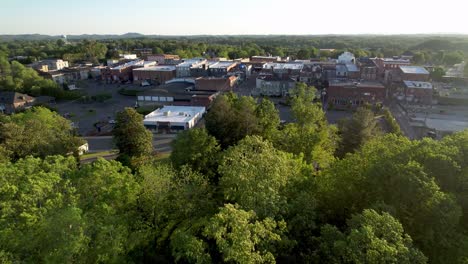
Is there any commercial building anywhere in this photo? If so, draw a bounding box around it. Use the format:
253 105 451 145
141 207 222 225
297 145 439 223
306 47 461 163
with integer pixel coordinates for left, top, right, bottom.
345 64 360 79
253 75 296 96
0 92 35 114
176 59 207 77
40 67 91 84
358 58 378 81
133 65 176 85
373 57 411 81
143 105 206 133
335 64 348 79
208 61 238 77
101 59 144 83
137 81 218 108
251 56 281 63
262 63 303 76
40 59 69 71
403 80 433 104
398 66 430 82
195 76 237 91
327 80 386 108
147 54 181 65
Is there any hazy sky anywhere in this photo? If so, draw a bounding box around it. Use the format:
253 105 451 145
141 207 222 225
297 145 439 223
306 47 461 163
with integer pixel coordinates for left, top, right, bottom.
1 0 467 35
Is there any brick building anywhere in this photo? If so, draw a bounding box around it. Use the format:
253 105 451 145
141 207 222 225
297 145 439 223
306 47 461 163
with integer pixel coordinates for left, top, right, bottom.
133 65 176 85
403 80 433 104
327 80 386 108
254 75 296 96
146 54 181 65
251 56 281 63
398 66 430 82
195 76 237 91
137 81 218 108
358 58 378 81
101 59 144 83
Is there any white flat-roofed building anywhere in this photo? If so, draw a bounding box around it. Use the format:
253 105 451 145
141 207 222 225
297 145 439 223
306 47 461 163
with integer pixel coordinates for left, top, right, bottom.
122 54 138 60
143 105 206 132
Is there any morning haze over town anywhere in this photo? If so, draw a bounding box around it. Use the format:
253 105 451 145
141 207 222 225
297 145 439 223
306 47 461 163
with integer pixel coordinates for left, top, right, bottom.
1 0 468 263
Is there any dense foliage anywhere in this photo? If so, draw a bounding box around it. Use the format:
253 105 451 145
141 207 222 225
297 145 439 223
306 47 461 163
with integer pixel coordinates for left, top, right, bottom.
0 54 78 99
1 35 468 64
2 85 468 263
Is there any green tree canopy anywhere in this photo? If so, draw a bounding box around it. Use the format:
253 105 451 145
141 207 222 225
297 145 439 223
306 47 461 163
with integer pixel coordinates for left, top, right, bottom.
113 107 153 159
0 107 84 161
313 209 427 264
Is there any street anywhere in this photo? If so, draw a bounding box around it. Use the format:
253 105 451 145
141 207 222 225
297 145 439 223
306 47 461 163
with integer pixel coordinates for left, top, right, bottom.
84 134 176 154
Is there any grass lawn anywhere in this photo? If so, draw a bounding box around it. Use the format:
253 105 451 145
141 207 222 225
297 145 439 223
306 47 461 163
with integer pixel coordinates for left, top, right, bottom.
80 150 119 160
154 152 171 163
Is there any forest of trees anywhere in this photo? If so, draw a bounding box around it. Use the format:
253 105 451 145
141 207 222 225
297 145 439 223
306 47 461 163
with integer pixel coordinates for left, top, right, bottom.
1 82 468 263
1 35 468 66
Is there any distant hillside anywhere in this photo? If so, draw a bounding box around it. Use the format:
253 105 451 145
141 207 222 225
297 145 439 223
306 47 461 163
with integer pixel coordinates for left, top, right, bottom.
0 32 147 41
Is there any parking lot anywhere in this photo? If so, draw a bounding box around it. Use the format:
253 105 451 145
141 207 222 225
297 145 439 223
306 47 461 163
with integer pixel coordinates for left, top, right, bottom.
55 80 150 135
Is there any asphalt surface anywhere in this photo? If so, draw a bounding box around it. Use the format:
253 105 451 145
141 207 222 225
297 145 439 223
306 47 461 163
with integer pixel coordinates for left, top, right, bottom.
55 81 151 135
84 134 176 154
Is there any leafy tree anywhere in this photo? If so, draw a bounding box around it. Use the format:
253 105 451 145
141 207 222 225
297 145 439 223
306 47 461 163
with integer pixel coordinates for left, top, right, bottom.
274 83 337 167
443 51 464 65
255 98 280 141
0 156 86 262
219 136 306 218
170 128 221 180
137 164 217 263
205 93 280 147
382 108 402 136
0 107 84 160
430 67 446 81
113 107 153 159
71 159 140 262
313 209 427 264
337 107 380 157
203 204 286 264
317 135 465 263
296 49 311 60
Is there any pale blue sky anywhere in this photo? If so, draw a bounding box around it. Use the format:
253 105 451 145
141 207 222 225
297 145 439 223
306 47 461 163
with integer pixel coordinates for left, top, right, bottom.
1 0 467 35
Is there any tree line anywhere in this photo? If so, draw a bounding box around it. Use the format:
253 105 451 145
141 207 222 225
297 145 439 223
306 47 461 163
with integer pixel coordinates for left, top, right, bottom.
1 36 467 65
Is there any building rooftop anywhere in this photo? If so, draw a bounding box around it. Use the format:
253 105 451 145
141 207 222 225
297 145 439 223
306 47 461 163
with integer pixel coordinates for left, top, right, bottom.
144 106 206 124
399 66 430 75
111 59 144 70
133 65 176 72
177 59 206 68
336 64 348 72
381 58 411 63
209 61 237 69
403 80 433 89
138 81 217 100
330 79 385 88
0 92 35 104
345 64 359 72
263 63 304 71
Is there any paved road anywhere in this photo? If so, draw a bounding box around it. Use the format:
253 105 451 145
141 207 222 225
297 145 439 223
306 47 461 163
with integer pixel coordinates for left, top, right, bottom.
84 134 176 154
389 103 417 139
